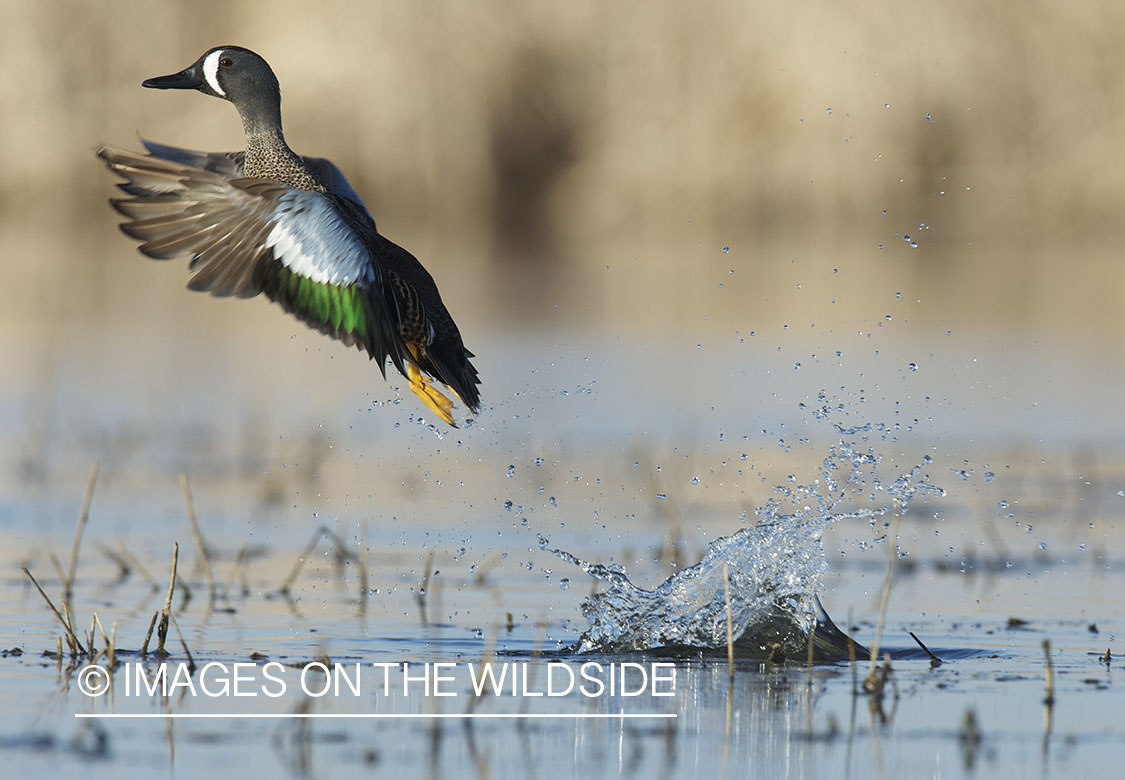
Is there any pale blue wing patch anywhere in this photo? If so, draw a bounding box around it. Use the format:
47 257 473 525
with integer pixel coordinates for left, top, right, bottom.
264 190 376 287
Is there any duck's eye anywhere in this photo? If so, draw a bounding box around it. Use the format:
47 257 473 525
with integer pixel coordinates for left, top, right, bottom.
219 57 233 68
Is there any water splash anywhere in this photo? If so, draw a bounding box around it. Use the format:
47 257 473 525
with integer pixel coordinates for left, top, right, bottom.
543 425 944 655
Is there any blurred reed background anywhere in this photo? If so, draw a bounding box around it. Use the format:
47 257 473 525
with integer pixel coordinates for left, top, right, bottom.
1 0 1122 494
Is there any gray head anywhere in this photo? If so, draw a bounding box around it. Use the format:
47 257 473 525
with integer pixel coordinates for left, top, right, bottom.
143 46 283 136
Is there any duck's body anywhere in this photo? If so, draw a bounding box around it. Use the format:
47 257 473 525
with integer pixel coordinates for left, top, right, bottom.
98 46 479 425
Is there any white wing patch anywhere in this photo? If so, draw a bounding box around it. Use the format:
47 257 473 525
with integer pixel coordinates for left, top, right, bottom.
202 50 226 97
265 191 374 287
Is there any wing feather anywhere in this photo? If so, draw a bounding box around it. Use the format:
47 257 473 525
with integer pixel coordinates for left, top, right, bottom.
97 145 406 374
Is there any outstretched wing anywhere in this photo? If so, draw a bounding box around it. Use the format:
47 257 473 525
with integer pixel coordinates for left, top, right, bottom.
97 145 406 377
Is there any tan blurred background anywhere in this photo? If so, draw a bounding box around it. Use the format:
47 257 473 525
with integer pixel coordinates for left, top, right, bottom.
1 0 1123 492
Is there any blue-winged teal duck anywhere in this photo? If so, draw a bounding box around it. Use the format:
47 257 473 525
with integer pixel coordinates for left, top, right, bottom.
97 46 480 426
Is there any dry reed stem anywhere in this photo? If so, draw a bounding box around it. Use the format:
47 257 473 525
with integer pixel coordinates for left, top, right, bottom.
23 567 82 654
48 553 67 589
64 463 99 601
865 509 900 689
806 621 816 682
140 611 158 657
848 632 858 695
722 562 734 681
170 613 196 674
179 474 215 599
473 551 504 586
1042 639 1055 705
280 528 326 593
279 525 368 604
93 612 111 656
909 631 942 667
97 542 131 580
157 542 179 655
221 545 250 598
113 539 159 589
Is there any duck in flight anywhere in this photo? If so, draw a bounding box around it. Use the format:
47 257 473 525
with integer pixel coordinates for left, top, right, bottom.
97 46 480 426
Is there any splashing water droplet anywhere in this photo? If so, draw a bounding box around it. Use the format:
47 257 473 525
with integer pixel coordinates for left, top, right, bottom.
549 433 943 654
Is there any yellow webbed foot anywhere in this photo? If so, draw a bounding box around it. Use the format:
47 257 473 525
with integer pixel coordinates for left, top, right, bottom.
406 346 457 426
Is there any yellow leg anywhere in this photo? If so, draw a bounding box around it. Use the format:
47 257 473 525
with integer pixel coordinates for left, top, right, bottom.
406 344 457 426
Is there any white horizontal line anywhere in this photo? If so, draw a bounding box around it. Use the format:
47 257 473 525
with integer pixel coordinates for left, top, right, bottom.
75 712 676 720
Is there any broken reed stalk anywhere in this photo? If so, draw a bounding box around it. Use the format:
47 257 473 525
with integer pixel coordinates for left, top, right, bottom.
64 463 99 602
93 613 111 663
221 545 250 598
113 539 159 589
1042 638 1055 705
85 615 95 658
179 474 215 600
806 621 816 684
417 551 435 624
472 551 504 586
722 562 734 681
280 530 320 594
49 553 67 588
140 611 159 657
61 600 78 651
23 567 82 655
97 542 131 580
279 525 369 604
909 631 943 667
865 508 901 690
170 613 196 674
157 542 179 655
848 633 858 694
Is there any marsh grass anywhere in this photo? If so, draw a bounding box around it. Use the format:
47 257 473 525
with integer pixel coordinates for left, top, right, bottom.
279 524 369 607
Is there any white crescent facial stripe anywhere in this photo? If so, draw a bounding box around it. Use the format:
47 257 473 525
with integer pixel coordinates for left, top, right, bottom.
264 193 373 287
202 50 226 97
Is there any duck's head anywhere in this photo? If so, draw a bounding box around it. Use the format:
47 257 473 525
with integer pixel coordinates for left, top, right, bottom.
143 46 282 134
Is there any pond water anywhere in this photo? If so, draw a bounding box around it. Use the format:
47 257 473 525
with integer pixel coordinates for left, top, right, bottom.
1 333 1121 778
